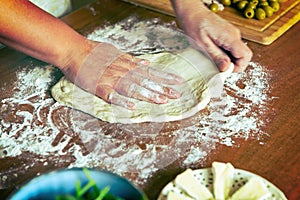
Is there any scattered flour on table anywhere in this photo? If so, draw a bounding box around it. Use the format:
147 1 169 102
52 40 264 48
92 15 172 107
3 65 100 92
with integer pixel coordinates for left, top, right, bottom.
0 17 272 186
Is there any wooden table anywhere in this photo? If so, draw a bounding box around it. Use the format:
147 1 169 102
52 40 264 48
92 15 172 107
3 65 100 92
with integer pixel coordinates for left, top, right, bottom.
0 0 299 199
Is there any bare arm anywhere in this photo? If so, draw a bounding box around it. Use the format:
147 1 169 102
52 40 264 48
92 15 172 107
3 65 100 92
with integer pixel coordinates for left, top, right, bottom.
0 0 182 108
0 0 95 71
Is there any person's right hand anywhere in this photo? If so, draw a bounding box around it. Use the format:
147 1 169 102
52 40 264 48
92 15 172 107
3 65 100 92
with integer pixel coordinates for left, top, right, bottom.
62 42 183 109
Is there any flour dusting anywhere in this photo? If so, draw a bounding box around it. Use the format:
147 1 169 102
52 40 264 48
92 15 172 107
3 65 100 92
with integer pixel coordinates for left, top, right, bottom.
0 17 272 187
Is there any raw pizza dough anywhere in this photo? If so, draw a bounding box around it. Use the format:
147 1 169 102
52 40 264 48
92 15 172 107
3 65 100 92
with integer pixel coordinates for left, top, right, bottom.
30 0 72 17
51 48 231 124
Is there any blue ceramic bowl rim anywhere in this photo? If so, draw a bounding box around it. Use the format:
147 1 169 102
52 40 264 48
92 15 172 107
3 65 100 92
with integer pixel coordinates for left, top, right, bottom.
9 168 148 200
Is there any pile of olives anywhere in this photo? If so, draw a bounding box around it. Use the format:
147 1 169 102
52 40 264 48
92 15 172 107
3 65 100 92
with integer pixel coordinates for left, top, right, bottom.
209 0 284 20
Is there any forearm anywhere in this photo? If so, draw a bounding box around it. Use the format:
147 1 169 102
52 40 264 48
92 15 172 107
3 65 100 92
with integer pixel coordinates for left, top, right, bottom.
171 0 209 22
0 0 96 70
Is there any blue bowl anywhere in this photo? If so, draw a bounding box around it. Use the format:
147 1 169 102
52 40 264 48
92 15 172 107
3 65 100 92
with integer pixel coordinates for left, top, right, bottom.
10 168 147 200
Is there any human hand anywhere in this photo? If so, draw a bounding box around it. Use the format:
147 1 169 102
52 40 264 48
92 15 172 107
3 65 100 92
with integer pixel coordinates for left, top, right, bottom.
62 42 183 109
176 5 253 72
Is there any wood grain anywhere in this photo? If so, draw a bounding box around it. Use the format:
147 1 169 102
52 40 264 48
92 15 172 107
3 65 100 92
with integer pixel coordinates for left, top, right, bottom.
0 0 299 199
122 0 300 45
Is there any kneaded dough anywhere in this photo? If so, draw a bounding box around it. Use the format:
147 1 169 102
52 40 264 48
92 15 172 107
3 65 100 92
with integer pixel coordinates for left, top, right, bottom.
30 0 72 17
51 48 223 124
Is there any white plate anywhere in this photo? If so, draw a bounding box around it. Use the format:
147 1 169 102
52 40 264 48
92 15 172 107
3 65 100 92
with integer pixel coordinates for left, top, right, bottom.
158 168 287 200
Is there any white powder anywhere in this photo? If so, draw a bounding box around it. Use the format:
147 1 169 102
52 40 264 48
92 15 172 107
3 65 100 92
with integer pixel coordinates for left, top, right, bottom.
0 66 69 158
87 17 190 54
0 17 272 187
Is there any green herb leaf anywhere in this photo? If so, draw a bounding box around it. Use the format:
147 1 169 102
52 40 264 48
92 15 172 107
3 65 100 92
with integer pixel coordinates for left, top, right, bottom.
96 186 110 200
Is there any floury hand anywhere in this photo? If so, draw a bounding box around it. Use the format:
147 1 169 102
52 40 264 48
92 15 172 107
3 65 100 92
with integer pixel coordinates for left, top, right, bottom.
62 42 183 109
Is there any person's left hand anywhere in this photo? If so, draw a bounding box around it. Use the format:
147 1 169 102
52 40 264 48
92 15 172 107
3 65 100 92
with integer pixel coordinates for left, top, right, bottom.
175 5 253 72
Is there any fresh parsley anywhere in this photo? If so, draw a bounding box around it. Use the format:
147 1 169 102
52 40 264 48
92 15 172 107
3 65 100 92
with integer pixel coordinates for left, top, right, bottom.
55 168 124 200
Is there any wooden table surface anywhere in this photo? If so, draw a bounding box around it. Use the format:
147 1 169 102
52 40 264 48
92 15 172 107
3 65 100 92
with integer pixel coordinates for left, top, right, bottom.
0 0 299 199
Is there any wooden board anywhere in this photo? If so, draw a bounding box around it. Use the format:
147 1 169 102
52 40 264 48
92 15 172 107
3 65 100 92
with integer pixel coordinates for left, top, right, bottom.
122 0 300 45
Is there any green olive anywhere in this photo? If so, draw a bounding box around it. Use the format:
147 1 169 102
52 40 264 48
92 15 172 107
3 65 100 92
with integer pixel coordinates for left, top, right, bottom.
222 0 232 6
270 1 280 12
232 0 242 4
263 5 274 17
247 2 257 9
244 7 255 19
210 3 219 13
258 1 269 7
237 0 248 10
268 0 278 2
255 8 266 20
249 0 259 5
